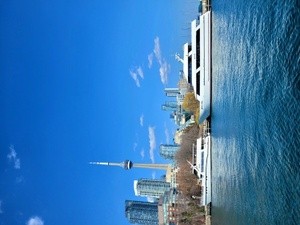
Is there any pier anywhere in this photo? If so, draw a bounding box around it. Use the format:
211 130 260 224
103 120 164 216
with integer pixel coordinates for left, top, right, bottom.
205 202 212 225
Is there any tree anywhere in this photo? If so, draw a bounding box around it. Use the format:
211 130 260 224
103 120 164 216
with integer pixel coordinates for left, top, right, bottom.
174 124 206 224
176 194 206 225
175 124 202 199
182 92 200 123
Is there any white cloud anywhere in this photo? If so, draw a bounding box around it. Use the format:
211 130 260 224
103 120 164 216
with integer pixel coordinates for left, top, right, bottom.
140 149 145 159
0 200 3 214
148 53 154 68
130 66 144 87
148 126 156 163
14 158 21 169
139 114 144 127
7 145 21 169
136 66 144 79
151 37 170 85
159 61 170 85
133 143 138 152
153 37 162 63
130 70 141 87
26 216 44 225
16 176 24 184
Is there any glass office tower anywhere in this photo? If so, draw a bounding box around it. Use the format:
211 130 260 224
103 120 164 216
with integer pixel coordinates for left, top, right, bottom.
159 144 180 160
125 200 159 225
134 179 171 199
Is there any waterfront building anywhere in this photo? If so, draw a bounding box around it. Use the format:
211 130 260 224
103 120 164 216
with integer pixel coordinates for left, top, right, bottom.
159 144 180 160
169 108 193 127
125 200 159 225
164 85 187 106
158 190 179 225
134 178 171 199
173 130 184 145
177 75 191 103
165 166 178 189
163 77 194 128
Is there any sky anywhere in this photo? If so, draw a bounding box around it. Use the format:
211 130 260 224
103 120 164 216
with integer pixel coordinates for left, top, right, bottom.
0 1 199 224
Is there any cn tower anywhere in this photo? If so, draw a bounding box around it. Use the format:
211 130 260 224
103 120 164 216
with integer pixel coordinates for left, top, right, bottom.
89 160 170 170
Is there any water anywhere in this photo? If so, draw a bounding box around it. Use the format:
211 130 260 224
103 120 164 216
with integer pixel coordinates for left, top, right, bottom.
211 0 300 224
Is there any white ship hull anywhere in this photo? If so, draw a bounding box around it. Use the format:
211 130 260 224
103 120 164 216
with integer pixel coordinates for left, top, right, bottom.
196 133 211 206
197 11 212 124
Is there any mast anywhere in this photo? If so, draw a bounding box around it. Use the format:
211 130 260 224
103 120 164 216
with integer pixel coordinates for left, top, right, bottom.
89 162 121 167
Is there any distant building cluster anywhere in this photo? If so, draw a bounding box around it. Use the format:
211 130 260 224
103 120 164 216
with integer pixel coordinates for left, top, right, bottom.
163 87 193 128
122 10 211 225
91 160 179 225
124 160 179 225
91 2 213 224
121 56 204 225
121 55 203 225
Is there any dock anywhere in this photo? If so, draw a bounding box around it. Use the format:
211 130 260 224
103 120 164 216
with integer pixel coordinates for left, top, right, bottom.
205 202 212 225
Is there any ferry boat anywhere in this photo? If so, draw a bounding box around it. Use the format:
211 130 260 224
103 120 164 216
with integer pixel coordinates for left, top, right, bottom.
196 11 212 124
176 11 212 124
196 133 211 206
188 125 211 206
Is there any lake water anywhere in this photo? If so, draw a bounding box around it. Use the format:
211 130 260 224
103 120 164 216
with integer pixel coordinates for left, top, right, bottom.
211 0 300 224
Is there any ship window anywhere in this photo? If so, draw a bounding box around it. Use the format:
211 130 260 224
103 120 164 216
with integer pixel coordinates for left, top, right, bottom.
196 71 200 95
188 56 192 84
201 152 204 172
196 29 200 68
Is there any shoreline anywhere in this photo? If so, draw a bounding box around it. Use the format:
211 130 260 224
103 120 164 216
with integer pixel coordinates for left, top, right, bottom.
202 0 212 223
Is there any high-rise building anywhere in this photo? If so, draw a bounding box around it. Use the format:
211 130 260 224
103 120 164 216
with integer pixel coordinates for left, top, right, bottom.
159 144 180 160
158 190 179 225
161 101 178 111
134 178 171 199
164 88 180 97
125 200 159 225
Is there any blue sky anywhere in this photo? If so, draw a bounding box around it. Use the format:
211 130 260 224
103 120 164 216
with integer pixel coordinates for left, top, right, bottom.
0 1 198 224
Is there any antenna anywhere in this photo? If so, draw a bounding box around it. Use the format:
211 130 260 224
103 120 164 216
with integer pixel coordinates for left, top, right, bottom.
175 53 184 64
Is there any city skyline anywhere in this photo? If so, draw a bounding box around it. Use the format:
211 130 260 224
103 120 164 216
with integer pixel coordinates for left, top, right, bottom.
0 1 200 225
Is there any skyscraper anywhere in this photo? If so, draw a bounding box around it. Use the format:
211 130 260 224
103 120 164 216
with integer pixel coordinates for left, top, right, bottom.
125 200 159 225
164 88 180 97
161 101 178 111
134 178 171 199
159 144 180 160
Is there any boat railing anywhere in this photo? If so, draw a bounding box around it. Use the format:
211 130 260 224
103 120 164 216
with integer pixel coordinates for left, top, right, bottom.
203 120 211 137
